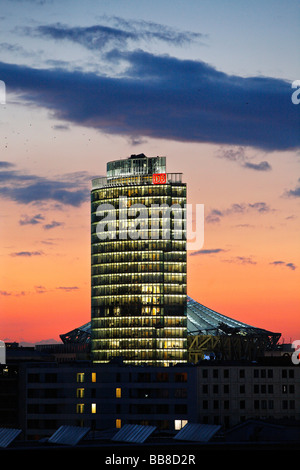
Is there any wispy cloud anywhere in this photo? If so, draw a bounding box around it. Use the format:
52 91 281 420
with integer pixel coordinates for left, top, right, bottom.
10 251 44 257
270 260 297 270
34 20 205 51
56 286 79 292
34 285 47 294
0 290 11 296
43 220 63 230
206 201 272 223
108 16 206 45
190 248 226 256
0 289 26 297
216 146 272 171
284 178 300 198
223 256 257 265
19 214 45 225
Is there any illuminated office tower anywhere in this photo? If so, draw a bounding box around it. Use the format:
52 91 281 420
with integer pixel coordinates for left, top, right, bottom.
91 154 187 366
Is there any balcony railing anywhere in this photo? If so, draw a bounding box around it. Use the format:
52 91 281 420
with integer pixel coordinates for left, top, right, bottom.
92 173 183 189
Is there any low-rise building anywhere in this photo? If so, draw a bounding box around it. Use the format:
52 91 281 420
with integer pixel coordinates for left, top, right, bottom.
5 354 297 441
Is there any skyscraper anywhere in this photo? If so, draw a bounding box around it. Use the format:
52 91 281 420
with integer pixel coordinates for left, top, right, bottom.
91 154 187 366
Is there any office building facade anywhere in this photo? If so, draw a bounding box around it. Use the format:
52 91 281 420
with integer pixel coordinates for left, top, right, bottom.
12 358 299 441
91 154 187 365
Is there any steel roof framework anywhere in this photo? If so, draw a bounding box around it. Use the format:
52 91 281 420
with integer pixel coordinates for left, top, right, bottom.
60 297 280 348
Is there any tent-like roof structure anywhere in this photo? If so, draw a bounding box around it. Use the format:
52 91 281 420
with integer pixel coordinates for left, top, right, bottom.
186 297 277 337
60 296 280 347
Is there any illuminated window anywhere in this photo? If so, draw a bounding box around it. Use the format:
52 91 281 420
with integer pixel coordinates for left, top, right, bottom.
76 403 84 414
174 419 188 430
92 372 97 383
91 403 96 414
116 419 121 429
76 388 84 398
77 373 85 383
116 388 122 398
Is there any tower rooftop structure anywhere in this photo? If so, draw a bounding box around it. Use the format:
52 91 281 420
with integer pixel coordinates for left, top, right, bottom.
92 154 183 190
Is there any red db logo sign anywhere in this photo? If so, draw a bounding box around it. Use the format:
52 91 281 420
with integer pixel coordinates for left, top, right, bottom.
153 173 167 184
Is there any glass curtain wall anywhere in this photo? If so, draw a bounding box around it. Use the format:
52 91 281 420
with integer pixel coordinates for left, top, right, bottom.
91 158 187 366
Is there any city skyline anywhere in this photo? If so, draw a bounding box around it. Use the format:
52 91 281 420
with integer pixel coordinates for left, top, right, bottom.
0 0 299 345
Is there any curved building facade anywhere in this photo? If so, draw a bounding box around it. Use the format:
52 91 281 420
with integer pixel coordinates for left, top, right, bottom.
91 154 187 366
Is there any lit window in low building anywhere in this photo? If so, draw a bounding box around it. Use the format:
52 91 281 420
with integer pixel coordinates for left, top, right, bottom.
76 388 84 398
174 419 188 430
116 387 122 398
116 419 121 429
76 403 84 414
77 373 85 383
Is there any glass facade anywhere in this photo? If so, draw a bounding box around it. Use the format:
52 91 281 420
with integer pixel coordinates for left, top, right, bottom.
91 154 187 366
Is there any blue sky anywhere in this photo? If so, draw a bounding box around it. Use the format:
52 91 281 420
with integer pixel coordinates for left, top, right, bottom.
1 0 299 150
1 0 299 78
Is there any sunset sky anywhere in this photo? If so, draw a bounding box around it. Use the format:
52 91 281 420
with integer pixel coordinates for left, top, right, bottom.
0 0 299 345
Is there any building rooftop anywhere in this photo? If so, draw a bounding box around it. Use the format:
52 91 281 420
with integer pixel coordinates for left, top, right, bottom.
60 296 281 346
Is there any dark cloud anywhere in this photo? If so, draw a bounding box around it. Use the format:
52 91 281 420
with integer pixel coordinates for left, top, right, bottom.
0 181 88 206
190 248 226 256
243 161 272 171
270 261 297 270
34 20 204 51
36 23 135 50
205 209 223 224
248 202 270 213
285 178 300 198
0 161 15 168
19 213 44 225
0 166 90 206
286 263 297 270
0 49 298 150
216 146 272 171
10 251 43 257
43 220 63 230
0 169 35 182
